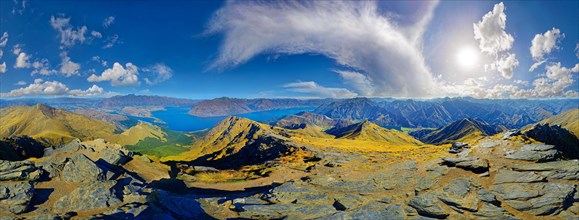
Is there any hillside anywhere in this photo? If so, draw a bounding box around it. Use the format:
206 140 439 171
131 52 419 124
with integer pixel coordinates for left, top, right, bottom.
412 118 506 144
164 116 298 168
98 94 199 107
275 111 336 129
74 109 135 131
525 108 579 137
0 104 118 145
327 120 422 145
188 97 331 117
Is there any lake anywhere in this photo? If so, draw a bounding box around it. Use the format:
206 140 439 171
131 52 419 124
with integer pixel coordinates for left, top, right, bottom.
139 107 315 132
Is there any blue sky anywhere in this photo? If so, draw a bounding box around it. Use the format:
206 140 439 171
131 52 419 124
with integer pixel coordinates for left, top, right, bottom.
0 0 577 99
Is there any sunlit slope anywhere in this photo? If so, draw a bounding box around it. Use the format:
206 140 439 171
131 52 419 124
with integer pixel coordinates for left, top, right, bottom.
110 122 167 146
525 108 579 137
416 118 506 144
0 104 118 145
327 120 422 145
163 116 297 168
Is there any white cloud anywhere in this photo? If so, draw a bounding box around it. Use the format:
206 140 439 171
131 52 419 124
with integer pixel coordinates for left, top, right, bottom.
513 80 529 86
0 32 8 47
31 58 57 76
0 50 3 59
103 34 119 49
473 2 514 56
59 51 80 76
88 62 140 86
0 62 6 73
334 70 375 96
443 63 579 98
91 56 108 67
0 79 105 97
69 85 104 96
50 15 88 48
283 81 357 98
15 81 26 85
529 59 546 72
11 0 27 15
575 43 579 59
102 16 115 28
91 30 102 38
530 28 563 60
205 1 438 97
15 52 31 68
485 53 519 79
12 44 21 55
143 63 173 85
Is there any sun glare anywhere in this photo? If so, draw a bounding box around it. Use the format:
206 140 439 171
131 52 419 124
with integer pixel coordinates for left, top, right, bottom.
455 46 479 69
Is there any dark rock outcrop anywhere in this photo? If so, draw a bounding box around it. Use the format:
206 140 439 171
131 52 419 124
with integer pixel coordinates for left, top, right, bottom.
61 154 106 182
0 160 42 181
0 182 34 214
53 181 122 213
525 124 579 159
408 193 450 218
449 142 469 153
0 136 44 161
441 156 489 173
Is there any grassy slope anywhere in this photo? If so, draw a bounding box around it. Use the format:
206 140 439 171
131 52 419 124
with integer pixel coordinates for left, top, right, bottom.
124 127 192 158
421 118 497 144
330 120 422 145
165 116 427 162
162 116 275 162
0 105 118 145
524 108 579 137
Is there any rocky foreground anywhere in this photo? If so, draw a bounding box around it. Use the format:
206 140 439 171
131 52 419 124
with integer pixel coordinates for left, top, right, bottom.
0 133 578 219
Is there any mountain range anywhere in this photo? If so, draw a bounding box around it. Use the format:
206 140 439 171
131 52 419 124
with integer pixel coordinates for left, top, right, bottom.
188 97 333 117
410 118 506 144
313 97 577 129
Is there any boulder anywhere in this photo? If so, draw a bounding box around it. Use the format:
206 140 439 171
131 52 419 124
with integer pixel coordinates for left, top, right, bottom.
449 142 469 153
502 130 521 140
491 182 576 215
101 148 132 168
494 169 546 184
239 203 336 219
437 178 481 212
408 193 449 218
332 194 366 210
44 139 85 156
0 182 34 214
262 182 330 205
53 181 121 213
441 156 489 173
319 203 406 219
0 160 42 181
61 154 106 182
511 160 579 180
505 144 560 162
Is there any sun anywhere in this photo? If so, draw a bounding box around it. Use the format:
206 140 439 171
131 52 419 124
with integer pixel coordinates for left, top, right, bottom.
455 46 479 69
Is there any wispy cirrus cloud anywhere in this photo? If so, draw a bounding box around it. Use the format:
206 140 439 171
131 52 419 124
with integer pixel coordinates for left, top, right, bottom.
283 81 357 98
205 0 439 98
143 63 173 85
